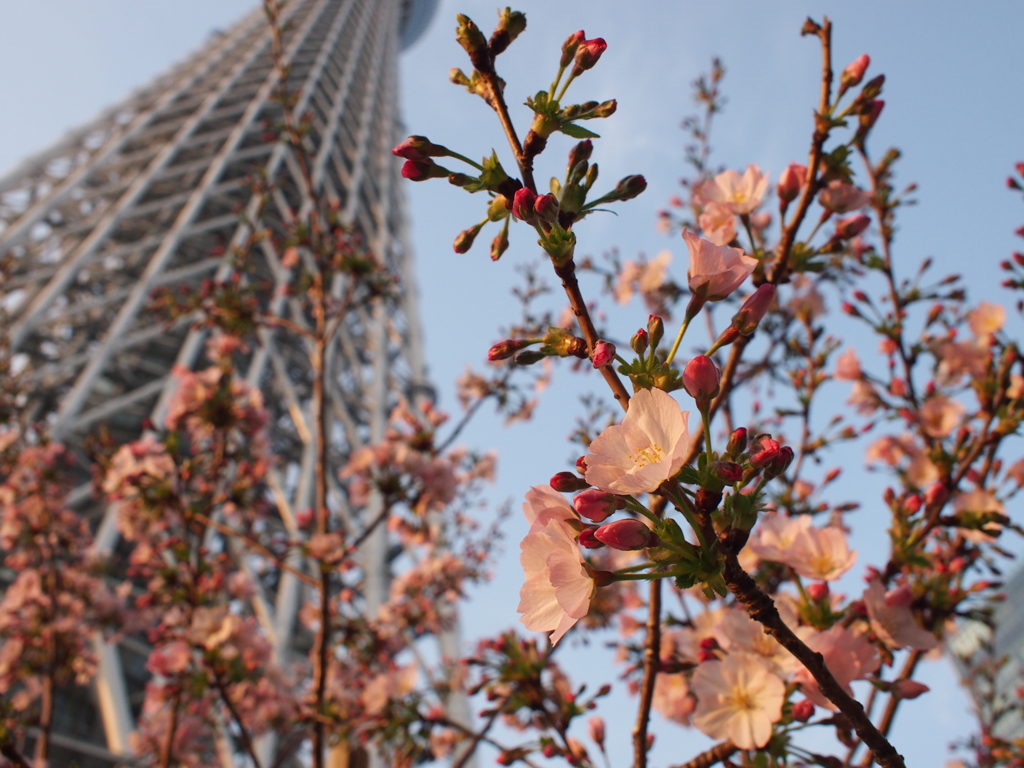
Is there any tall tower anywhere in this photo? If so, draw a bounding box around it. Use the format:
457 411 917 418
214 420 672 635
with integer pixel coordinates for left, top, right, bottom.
0 0 441 764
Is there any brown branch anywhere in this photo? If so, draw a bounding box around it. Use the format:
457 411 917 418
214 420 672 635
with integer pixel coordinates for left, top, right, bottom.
671 741 738 768
212 669 264 768
632 498 667 768
770 17 833 286
158 688 183 768
857 651 923 767
480 71 536 193
451 710 500 768
720 552 906 768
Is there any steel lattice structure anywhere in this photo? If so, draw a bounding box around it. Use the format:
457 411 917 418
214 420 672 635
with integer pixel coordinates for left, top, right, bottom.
0 0 453 764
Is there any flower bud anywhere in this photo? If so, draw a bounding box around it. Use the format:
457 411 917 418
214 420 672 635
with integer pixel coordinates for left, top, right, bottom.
777 162 807 204
594 519 657 550
401 159 450 181
488 338 530 361
750 435 781 468
835 214 870 240
560 30 586 69
514 349 545 366
592 340 616 368
490 226 509 262
859 99 885 133
791 699 815 722
574 489 619 522
392 135 448 160
924 482 948 508
567 140 593 176
588 716 606 748
631 329 649 355
534 193 560 223
712 461 743 484
455 14 492 73
572 37 607 77
806 582 829 602
576 456 588 474
591 99 617 118
577 528 604 549
511 187 538 223
647 315 664 348
765 446 795 477
726 427 748 457
488 8 527 57
891 680 929 700
683 355 721 403
860 73 886 100
841 54 870 88
454 222 485 253
550 471 589 493
610 174 647 202
904 494 922 514
731 284 776 336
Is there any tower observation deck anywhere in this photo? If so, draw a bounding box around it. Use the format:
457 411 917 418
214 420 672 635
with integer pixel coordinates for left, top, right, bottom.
0 0 442 764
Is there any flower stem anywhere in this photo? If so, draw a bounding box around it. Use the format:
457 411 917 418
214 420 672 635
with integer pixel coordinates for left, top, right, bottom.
447 151 484 171
665 316 692 366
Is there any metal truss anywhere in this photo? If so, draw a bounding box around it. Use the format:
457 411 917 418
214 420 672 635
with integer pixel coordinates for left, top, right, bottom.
0 0 461 765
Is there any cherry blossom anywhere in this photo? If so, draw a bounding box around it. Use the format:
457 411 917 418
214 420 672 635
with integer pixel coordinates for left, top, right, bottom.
834 348 862 380
691 652 785 749
698 201 737 246
967 300 1005 338
817 180 872 213
918 395 965 438
793 625 879 710
698 165 769 215
953 489 1005 543
863 579 939 651
683 230 758 301
584 387 691 494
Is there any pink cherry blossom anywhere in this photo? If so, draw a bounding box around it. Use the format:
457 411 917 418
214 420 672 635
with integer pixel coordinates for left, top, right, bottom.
653 672 695 725
614 251 671 305
953 490 1004 543
918 396 965 438
518 488 594 645
936 340 988 385
967 300 1006 338
834 348 862 381
691 652 785 749
863 579 939 651
792 626 879 710
683 230 757 301
698 165 769 215
698 202 737 246
847 380 882 414
817 181 872 213
584 387 691 494
748 514 855 581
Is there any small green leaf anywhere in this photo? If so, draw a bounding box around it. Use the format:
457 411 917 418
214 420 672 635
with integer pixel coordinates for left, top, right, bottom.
557 123 600 139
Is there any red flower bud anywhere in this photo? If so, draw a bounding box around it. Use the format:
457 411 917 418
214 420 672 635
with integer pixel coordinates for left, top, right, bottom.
594 519 657 551
576 456 588 474
859 99 885 132
592 340 616 368
683 355 721 402
891 680 929 700
727 427 748 456
550 471 589 493
610 174 647 201
511 187 538 222
904 494 922 514
712 461 743 484
750 435 781 468
841 54 870 88
631 329 649 355
392 135 448 160
777 162 807 204
541 745 559 759
791 699 815 722
560 30 586 68
731 284 776 336
574 489 619 522
835 214 871 240
765 445 795 477
534 193 559 223
925 482 948 508
401 159 448 181
588 716 606 747
572 37 607 77
806 582 830 601
488 339 530 361
577 528 604 549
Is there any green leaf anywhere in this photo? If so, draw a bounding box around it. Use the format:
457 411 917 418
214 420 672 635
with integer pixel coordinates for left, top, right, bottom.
557 122 600 139
677 466 701 485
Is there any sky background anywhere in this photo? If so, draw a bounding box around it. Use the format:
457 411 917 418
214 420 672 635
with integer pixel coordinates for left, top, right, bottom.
3 1 1024 765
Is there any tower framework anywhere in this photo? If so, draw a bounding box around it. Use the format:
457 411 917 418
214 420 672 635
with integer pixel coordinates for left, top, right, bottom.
0 0 446 763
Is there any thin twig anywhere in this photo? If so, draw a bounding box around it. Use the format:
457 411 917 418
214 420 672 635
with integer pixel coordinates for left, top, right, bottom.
671 741 738 768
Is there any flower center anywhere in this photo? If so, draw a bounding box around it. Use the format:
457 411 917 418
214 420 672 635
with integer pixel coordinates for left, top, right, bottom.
628 443 665 469
729 687 756 712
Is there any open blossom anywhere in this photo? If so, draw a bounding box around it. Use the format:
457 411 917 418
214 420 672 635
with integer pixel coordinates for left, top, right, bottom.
793 626 879 710
698 165 769 215
653 672 695 725
518 486 594 645
817 180 872 213
683 230 757 301
614 251 671 305
584 387 690 494
699 202 737 246
692 652 785 749
936 340 988 385
968 300 1005 338
953 490 1004 543
918 395 965 438
847 380 881 414
863 579 939 651
833 348 861 380
747 514 855 581
718 607 797 676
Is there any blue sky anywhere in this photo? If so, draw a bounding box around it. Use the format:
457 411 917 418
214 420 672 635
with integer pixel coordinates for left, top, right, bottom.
3 1 1024 765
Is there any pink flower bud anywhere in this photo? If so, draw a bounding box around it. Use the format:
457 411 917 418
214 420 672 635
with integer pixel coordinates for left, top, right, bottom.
592 340 616 368
806 582 829 602
512 187 538 222
588 716 606 747
631 329 649 355
925 482 948 508
401 159 447 181
791 699 815 722
488 339 530 361
777 162 807 203
576 456 588 474
891 680 929 700
905 494 922 514
841 54 870 88
765 446 794 477
750 435 781 468
574 489 619 522
731 284 776 336
835 214 871 240
572 37 608 76
392 135 448 160
727 427 748 456
713 461 743 484
594 519 657 550
534 193 560 223
560 30 586 68
683 355 721 402
578 528 604 549
550 471 589 493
